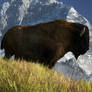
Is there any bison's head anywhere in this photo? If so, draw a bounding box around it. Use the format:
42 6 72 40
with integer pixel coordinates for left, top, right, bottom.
71 23 89 59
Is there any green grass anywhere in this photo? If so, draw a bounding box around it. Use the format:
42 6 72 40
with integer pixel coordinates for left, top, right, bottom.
0 59 92 92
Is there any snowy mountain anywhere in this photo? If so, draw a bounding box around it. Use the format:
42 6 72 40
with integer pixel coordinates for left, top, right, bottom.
0 0 91 37
0 0 92 80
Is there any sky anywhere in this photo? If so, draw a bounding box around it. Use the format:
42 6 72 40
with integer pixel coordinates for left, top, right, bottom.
58 0 92 24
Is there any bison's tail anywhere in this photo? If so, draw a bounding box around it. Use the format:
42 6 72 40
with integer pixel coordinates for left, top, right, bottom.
1 35 6 49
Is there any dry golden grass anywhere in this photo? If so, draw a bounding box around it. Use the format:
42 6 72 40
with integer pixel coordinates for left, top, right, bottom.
0 58 92 92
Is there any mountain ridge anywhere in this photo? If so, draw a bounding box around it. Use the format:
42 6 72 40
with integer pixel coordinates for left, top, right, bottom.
0 0 91 36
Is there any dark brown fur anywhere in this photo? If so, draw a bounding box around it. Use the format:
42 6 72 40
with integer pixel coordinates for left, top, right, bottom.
1 20 89 68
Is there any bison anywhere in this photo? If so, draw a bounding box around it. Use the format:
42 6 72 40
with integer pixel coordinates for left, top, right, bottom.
1 20 89 68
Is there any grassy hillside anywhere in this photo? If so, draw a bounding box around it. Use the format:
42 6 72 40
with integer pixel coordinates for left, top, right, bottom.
0 59 92 92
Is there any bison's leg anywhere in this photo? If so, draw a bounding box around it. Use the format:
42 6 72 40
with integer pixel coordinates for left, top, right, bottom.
47 62 56 68
48 44 65 68
40 43 65 68
4 47 14 59
4 50 13 59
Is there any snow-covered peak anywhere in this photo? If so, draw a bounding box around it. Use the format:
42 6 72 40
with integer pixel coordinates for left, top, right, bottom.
67 7 91 30
0 0 91 32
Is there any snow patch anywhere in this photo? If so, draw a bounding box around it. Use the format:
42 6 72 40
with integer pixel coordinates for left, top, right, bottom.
18 0 30 24
0 2 10 31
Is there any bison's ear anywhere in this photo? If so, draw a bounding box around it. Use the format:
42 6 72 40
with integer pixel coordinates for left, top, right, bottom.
80 27 85 37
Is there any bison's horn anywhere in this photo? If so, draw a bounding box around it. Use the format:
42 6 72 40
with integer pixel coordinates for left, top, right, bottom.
80 27 85 37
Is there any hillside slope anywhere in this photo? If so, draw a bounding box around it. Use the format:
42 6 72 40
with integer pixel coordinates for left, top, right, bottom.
0 59 92 92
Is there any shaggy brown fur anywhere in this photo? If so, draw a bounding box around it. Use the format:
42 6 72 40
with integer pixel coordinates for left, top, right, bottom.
1 20 89 68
